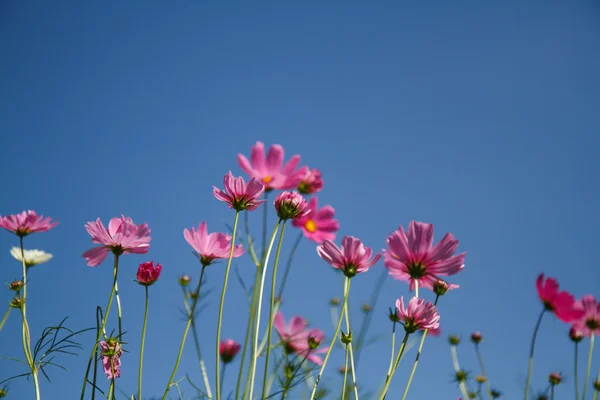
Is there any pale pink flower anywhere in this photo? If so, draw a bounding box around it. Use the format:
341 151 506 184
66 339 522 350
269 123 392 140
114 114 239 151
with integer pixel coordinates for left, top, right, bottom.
100 340 123 379
317 236 381 278
384 221 465 292
298 168 323 195
219 339 241 363
396 296 440 333
0 210 58 236
183 221 244 266
213 172 266 212
136 261 162 286
291 197 339 243
82 216 151 267
237 141 307 190
536 274 584 323
572 295 600 337
274 191 310 221
273 311 328 365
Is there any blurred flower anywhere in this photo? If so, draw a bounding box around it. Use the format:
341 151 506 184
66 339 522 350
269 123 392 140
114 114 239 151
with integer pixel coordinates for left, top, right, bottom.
82 216 151 267
298 168 323 195
237 141 307 190
219 339 241 363
274 191 309 220
475 375 487 383
136 261 162 286
548 372 562 385
291 197 339 243
100 339 123 379
536 274 584 323
10 247 53 267
0 210 58 236
184 221 244 266
572 295 600 337
428 326 442 337
384 221 465 292
317 236 381 278
213 172 266 212
273 311 328 365
396 296 440 333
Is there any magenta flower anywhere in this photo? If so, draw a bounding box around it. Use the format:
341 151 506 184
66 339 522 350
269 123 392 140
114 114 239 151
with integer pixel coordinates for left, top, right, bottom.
136 261 162 286
213 172 266 212
219 339 241 364
572 295 600 337
298 168 324 195
536 274 583 323
317 236 381 278
100 340 123 379
291 197 339 243
184 221 244 266
384 221 465 292
273 311 328 365
82 216 151 267
274 191 310 221
396 296 440 333
0 210 58 236
237 141 307 190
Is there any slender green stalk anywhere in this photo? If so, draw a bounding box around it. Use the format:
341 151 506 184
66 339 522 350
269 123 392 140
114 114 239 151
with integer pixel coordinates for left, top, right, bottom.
583 334 595 400
107 380 114 400
261 191 269 258
342 343 349 400
162 264 207 400
400 330 427 400
310 277 351 399
81 253 120 400
262 220 288 399
378 332 410 399
386 322 397 379
137 286 149 400
0 307 11 332
91 307 103 400
475 343 494 399
247 220 282 400
414 280 419 298
343 286 359 399
115 280 123 340
593 389 598 400
551 383 556 400
244 210 260 267
524 308 546 400
575 342 580 400
450 345 470 400
276 231 302 299
215 211 240 400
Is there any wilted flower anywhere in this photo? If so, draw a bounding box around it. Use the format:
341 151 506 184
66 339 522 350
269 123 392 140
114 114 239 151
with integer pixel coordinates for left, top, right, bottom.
213 172 266 212
536 274 583 323
10 247 53 267
396 296 440 333
82 216 151 267
219 339 241 363
183 221 244 266
298 168 324 195
0 210 58 236
291 197 339 243
136 261 162 286
274 191 310 220
572 295 600 337
273 311 328 365
317 236 381 278
384 221 465 292
100 339 123 379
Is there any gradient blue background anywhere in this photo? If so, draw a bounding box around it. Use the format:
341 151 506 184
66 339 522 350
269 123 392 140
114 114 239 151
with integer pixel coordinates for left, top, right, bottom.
1 1 599 399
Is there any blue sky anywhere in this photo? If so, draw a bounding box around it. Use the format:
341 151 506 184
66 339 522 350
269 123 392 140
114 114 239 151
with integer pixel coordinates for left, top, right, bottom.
1 1 599 399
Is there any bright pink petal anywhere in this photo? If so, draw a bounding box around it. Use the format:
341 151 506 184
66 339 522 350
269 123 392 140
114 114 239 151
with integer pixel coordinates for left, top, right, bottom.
83 246 110 267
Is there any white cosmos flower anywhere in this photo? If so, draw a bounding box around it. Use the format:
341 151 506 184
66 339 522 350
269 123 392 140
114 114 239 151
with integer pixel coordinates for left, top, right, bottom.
10 247 53 267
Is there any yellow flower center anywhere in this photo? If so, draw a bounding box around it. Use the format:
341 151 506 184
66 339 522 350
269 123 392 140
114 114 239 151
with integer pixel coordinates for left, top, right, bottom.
263 175 273 184
305 219 317 233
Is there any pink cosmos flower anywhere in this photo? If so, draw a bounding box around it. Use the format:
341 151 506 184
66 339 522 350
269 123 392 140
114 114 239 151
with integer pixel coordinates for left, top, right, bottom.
237 141 307 191
100 340 123 379
184 221 244 266
82 216 151 267
213 172 266 212
273 311 328 365
572 295 600 337
291 197 339 243
136 261 162 286
298 168 323 195
317 236 381 278
219 339 241 363
536 274 583 323
0 210 58 236
274 191 310 221
396 296 440 333
384 221 465 292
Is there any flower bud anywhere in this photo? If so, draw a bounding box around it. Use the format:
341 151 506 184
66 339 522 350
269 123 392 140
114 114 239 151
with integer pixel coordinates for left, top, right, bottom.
468 392 477 399
219 339 241 364
9 297 23 309
470 331 483 344
449 335 461 346
593 379 600 391
361 304 372 313
0 387 7 398
454 370 468 383
178 275 191 287
475 375 487 383
330 297 341 306
433 279 450 296
136 261 162 286
569 326 584 343
274 192 310 221
548 372 562 385
8 280 23 291
341 331 352 345
388 307 401 323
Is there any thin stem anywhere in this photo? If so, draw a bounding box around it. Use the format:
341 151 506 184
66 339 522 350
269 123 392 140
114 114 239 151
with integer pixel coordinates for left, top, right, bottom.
0 307 11 332
216 211 240 400
138 286 149 400
475 344 494 399
80 253 120 400
342 343 349 400
276 231 303 300
262 220 288 399
450 345 470 400
415 280 419 298
310 277 351 399
115 281 123 340
108 378 115 400
575 342 580 400
400 330 427 400
386 323 397 378
244 210 260 267
247 220 282 400
343 283 359 399
524 308 546 400
162 264 207 400
184 288 213 399
262 191 269 258
378 332 410 399
551 383 555 400
583 334 595 400
91 307 103 400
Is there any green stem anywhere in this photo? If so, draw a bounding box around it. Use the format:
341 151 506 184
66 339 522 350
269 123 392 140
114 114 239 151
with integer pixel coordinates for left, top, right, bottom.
342 343 349 400
247 220 282 400
262 220 288 399
276 231 302 300
215 211 240 400
583 334 595 400
244 210 260 267
551 383 555 400
450 345 470 400
343 283 359 399
524 307 546 400
162 264 207 400
108 379 114 400
475 344 494 399
575 342 580 400
378 332 410 399
261 191 269 258
310 277 351 399
115 281 123 340
91 307 102 400
0 307 11 332
80 253 120 400
184 288 213 399
138 286 149 400
385 323 397 379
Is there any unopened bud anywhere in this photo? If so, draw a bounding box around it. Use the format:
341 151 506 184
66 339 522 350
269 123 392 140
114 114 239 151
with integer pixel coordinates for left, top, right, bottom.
449 335 461 346
9 297 23 309
433 279 450 296
549 372 562 385
178 275 191 287
470 331 483 344
593 379 600 391
475 375 487 383
341 331 352 345
361 304 371 313
569 326 584 343
454 370 468 383
330 297 341 306
388 307 400 323
8 280 23 291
